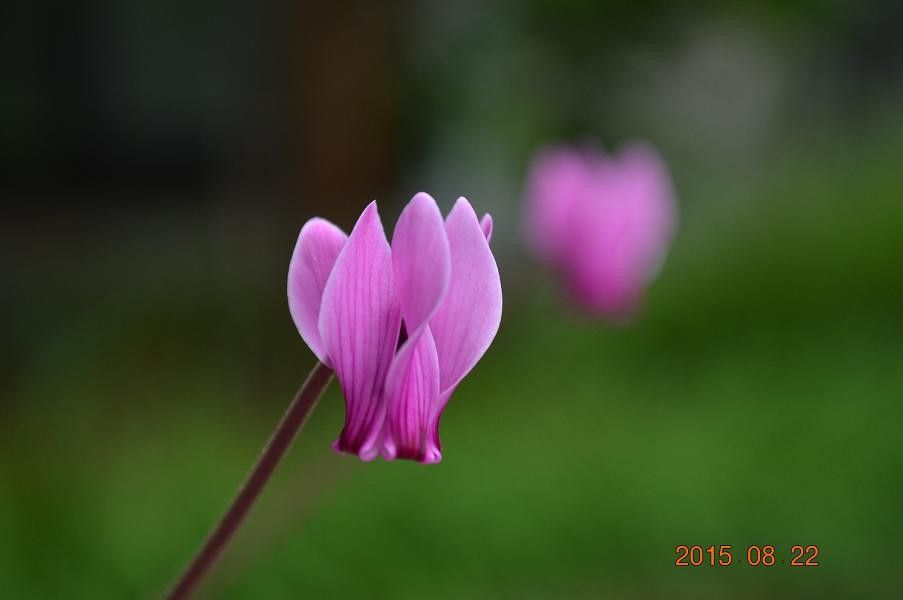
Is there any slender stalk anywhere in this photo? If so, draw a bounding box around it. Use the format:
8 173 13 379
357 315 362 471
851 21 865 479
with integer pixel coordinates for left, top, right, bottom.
167 361 334 599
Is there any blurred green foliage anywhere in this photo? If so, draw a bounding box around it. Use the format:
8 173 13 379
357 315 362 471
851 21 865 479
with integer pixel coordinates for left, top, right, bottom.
3 115 902 598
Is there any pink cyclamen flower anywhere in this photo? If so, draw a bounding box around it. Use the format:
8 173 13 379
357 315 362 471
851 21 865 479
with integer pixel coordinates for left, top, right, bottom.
525 142 676 320
287 194 501 463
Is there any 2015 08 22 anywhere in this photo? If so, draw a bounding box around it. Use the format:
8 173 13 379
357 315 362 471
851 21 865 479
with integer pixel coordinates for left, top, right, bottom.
674 545 819 567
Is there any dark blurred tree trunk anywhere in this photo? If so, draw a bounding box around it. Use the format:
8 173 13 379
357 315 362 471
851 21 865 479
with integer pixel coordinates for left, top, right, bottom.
284 1 404 229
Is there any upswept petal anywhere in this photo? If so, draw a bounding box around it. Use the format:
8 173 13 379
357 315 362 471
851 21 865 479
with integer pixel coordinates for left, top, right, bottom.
430 197 503 396
287 218 347 365
480 213 493 243
381 326 441 463
319 202 401 460
391 192 451 331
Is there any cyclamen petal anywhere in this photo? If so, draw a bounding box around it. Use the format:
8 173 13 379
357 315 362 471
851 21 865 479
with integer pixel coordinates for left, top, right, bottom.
319 202 402 460
287 218 347 366
381 326 441 463
431 197 503 397
526 141 676 320
391 192 451 331
422 200 502 459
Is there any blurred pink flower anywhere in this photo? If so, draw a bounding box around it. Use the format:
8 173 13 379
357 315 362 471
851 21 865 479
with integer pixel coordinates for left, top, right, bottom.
288 194 501 463
525 142 677 320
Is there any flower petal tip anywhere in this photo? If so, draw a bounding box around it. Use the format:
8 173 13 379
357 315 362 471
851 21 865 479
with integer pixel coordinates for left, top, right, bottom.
480 213 493 242
410 191 438 206
453 196 473 211
358 445 381 462
421 449 442 464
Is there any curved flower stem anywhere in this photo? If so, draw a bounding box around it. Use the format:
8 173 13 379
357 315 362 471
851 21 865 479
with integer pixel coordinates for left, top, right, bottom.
167 361 334 599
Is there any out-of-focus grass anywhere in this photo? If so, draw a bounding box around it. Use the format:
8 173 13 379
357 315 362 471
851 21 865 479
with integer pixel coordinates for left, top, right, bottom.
2 123 902 598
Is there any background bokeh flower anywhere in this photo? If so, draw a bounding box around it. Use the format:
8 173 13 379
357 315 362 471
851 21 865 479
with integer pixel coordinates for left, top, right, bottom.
525 142 676 320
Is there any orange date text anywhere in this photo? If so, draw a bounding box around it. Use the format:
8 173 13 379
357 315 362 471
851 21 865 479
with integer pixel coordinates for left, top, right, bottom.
674 545 819 567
